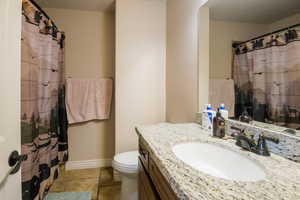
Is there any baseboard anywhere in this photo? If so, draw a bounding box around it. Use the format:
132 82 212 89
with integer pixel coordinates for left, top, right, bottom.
65 159 112 171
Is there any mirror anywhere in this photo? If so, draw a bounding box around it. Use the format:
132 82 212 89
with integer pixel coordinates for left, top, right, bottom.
208 0 300 135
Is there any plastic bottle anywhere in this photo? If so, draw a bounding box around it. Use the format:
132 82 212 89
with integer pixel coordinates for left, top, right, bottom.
219 103 229 120
213 109 226 138
202 104 216 135
201 104 208 128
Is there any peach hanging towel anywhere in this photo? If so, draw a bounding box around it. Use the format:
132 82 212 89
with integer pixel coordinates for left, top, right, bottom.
66 78 113 124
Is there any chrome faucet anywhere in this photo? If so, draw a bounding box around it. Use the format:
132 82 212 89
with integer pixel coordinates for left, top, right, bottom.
239 110 252 123
232 128 279 156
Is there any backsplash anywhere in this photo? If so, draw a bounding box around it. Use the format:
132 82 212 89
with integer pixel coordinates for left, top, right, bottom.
226 119 300 163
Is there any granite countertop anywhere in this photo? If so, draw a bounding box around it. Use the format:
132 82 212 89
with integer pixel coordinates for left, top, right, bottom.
136 123 300 200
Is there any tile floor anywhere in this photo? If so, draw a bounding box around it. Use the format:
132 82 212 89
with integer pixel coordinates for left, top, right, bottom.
49 166 121 200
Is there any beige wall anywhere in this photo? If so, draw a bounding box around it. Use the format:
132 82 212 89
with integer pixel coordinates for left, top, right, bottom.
115 0 166 153
166 0 207 123
267 13 300 32
198 5 210 112
45 8 115 161
209 20 266 79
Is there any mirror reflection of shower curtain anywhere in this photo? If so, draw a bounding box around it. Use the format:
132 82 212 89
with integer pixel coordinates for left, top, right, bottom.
21 1 68 199
233 30 300 129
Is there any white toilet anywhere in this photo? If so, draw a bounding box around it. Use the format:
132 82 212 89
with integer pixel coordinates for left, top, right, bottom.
113 151 139 200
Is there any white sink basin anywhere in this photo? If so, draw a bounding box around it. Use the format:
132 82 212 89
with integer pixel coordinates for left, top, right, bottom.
172 142 266 182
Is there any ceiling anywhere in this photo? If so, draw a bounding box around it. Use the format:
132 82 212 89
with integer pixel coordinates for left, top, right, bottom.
35 0 300 24
207 0 300 24
35 0 115 11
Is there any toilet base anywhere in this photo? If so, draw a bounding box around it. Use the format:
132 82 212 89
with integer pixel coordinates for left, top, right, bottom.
120 174 137 200
113 151 139 200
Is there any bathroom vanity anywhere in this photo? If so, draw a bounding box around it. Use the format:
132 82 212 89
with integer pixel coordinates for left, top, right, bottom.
136 123 300 200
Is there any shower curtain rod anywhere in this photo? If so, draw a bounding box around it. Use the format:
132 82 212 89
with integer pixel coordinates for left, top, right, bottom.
28 0 58 30
233 23 300 47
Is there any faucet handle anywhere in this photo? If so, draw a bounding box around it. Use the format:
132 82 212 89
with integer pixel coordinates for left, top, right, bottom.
230 127 246 138
261 134 279 144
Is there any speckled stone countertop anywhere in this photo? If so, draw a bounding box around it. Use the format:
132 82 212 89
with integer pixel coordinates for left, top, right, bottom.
136 123 300 200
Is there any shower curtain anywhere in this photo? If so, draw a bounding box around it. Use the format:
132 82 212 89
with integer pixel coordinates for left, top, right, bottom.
21 1 68 199
233 27 300 129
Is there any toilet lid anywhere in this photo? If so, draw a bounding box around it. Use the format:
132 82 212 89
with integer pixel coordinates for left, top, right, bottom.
113 151 138 173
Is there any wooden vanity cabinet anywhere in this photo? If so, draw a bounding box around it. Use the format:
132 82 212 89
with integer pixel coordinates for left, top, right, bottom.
138 139 178 200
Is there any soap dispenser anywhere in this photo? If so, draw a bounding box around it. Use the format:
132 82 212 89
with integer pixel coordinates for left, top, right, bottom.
213 109 226 138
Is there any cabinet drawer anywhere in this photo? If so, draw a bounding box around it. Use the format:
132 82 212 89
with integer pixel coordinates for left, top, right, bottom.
149 158 178 200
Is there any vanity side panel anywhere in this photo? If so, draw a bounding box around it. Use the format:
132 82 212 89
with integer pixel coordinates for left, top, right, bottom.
139 158 160 200
149 158 178 200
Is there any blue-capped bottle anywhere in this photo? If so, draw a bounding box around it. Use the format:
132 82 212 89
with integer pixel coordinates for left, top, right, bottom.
219 103 229 119
202 104 216 135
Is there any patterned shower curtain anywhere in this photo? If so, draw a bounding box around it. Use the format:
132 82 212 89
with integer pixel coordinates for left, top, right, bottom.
21 1 68 199
233 27 300 129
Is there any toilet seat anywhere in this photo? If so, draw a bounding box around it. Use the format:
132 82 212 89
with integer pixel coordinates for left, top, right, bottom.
113 151 139 174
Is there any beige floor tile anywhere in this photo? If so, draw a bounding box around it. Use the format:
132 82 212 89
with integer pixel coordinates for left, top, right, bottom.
98 185 121 200
48 167 124 200
63 178 99 200
61 168 101 181
49 180 66 193
99 167 120 186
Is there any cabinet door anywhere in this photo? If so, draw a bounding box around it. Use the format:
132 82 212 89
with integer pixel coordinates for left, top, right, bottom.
139 158 160 200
